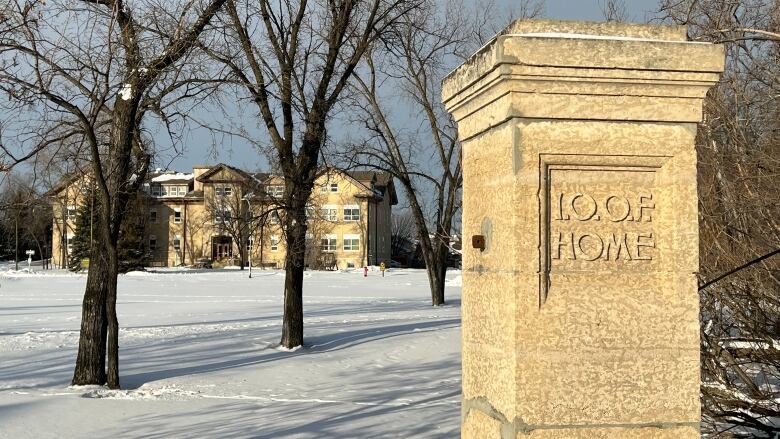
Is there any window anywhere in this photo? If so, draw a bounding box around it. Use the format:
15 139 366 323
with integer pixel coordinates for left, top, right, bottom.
214 208 231 224
269 211 280 224
321 206 337 222
320 235 337 252
343 205 360 221
215 185 233 197
173 208 182 224
178 186 187 196
270 236 279 251
343 234 360 251
64 233 73 254
267 185 284 198
151 184 161 197
149 235 157 251
305 206 315 220
173 235 181 250
320 182 338 193
149 209 158 224
66 205 77 221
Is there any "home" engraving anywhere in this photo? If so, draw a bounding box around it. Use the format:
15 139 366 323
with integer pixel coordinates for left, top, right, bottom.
551 192 656 262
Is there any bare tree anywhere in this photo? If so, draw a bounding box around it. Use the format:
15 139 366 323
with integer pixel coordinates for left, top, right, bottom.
390 212 416 262
658 1 780 436
0 175 50 269
0 0 227 388
345 1 530 305
207 0 419 348
599 0 628 22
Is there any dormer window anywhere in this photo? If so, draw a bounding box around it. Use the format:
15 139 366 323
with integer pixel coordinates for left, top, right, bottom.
151 184 161 197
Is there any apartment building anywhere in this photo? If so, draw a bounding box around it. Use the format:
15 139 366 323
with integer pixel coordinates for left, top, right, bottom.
50 164 397 270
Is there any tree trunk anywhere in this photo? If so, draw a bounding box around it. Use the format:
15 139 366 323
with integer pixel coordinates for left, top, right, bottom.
280 201 307 348
14 212 19 271
72 251 108 385
105 249 120 389
427 245 448 306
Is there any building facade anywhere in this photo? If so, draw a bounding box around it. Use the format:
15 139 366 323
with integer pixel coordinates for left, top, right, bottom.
50 164 397 270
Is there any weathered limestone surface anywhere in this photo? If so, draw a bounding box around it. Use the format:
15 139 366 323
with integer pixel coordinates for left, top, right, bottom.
443 19 724 438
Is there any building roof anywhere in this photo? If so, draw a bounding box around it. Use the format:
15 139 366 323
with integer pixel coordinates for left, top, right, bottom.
347 171 398 205
150 172 194 184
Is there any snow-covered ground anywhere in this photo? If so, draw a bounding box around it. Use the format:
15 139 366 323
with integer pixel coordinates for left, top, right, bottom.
0 265 462 438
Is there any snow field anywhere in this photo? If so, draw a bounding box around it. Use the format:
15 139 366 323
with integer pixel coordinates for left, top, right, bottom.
0 267 462 438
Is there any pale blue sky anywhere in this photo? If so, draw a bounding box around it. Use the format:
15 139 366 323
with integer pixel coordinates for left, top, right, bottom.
163 0 659 173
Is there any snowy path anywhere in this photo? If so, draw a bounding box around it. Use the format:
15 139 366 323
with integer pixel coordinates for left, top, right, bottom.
0 267 462 438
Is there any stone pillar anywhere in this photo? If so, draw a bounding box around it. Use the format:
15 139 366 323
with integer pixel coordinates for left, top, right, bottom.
443 20 724 438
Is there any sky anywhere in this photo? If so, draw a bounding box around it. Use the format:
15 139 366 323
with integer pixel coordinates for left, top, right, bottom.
161 0 661 174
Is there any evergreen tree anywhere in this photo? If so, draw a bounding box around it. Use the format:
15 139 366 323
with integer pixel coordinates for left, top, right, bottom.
116 194 148 273
68 191 148 273
68 192 99 272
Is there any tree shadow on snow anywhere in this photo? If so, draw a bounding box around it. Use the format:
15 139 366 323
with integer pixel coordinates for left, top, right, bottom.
105 356 461 439
120 318 460 390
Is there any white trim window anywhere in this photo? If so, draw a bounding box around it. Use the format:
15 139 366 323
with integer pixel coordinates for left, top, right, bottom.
343 234 360 251
172 235 181 251
343 205 360 221
151 184 162 197
320 234 337 252
267 185 284 198
214 208 231 224
319 182 338 193
66 205 77 221
149 208 158 224
215 185 233 197
178 186 187 196
64 233 73 254
173 208 182 224
270 235 280 252
149 234 158 251
321 205 338 222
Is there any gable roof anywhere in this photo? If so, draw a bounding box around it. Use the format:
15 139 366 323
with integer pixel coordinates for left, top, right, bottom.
346 171 398 205
196 163 253 183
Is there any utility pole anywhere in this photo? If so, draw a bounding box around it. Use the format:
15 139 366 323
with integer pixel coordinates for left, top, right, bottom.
245 197 252 279
14 207 19 271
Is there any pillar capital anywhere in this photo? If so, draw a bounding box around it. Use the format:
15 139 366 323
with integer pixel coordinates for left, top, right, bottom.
444 20 724 140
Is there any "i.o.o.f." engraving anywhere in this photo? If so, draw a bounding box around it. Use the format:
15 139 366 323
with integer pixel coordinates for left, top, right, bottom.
551 192 656 262
556 192 655 223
